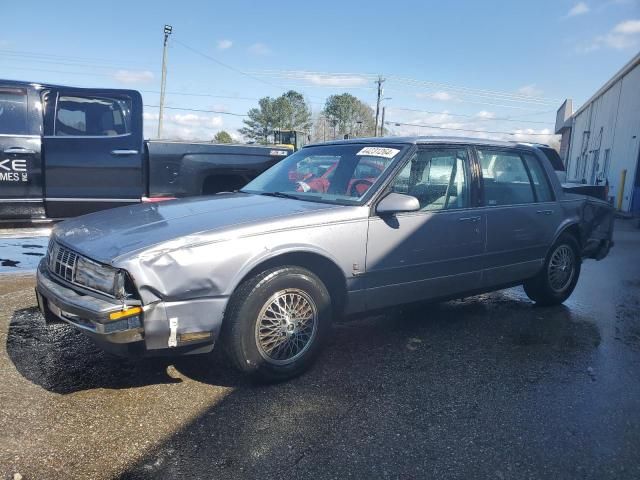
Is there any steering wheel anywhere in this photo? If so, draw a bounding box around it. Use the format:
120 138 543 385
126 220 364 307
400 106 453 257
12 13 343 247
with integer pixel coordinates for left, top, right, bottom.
349 179 374 197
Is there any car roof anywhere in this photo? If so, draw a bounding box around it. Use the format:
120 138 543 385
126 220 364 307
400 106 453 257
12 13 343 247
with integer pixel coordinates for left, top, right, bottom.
308 135 546 151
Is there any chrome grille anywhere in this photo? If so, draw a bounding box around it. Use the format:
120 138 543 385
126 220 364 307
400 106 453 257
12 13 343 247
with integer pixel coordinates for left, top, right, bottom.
49 242 78 282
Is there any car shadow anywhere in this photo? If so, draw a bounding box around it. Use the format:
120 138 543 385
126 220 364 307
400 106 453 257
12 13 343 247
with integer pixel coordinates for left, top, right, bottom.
5 306 249 393
118 289 604 479
6 289 601 397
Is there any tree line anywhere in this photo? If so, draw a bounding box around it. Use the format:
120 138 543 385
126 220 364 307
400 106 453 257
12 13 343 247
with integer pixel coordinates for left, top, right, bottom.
213 90 378 144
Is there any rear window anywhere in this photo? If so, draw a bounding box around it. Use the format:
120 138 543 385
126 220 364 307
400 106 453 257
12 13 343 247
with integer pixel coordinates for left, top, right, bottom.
0 88 28 135
540 147 565 172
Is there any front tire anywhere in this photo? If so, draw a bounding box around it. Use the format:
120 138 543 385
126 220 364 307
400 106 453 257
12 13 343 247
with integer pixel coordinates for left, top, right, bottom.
223 266 332 382
524 233 581 306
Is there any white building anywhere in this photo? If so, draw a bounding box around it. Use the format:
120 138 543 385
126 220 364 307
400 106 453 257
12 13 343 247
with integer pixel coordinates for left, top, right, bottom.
555 52 640 214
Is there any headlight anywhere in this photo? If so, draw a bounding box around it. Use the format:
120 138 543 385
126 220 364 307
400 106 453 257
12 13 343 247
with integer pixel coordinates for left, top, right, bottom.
75 257 125 297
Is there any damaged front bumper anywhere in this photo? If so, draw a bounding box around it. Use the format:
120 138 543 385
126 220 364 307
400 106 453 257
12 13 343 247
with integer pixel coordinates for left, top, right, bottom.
36 261 145 354
36 260 227 356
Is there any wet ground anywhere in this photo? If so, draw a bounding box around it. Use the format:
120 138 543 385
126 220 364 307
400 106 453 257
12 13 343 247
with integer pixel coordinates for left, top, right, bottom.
0 228 50 274
0 220 639 479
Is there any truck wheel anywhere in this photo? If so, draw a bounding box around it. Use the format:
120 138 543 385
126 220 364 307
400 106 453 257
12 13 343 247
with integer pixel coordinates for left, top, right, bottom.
223 266 331 382
523 233 581 306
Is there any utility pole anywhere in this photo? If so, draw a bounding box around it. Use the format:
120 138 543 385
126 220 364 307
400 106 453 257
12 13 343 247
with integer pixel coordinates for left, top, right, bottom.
380 107 386 137
374 76 385 137
157 24 173 139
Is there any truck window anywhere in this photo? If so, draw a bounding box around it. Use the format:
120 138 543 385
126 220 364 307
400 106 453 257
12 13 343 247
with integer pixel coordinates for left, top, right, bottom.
55 95 131 136
0 88 28 135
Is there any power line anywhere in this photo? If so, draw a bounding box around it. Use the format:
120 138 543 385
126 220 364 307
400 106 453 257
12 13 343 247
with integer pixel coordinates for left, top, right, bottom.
144 104 248 117
387 106 553 125
0 48 157 68
172 38 278 87
246 69 562 104
389 76 560 105
0 53 159 73
387 120 555 137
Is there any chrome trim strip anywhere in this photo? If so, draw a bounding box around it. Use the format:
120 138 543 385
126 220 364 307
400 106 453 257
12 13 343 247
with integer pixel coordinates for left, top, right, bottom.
46 198 140 202
0 134 39 138
42 133 132 139
0 198 44 203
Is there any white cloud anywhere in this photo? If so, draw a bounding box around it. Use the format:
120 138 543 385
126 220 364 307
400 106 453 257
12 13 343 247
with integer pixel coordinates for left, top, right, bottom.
516 84 543 97
416 91 456 101
613 19 640 34
172 113 223 128
301 74 368 87
383 108 558 146
113 70 154 84
476 110 496 119
567 2 590 16
248 43 271 55
217 39 233 50
578 18 640 52
143 111 224 140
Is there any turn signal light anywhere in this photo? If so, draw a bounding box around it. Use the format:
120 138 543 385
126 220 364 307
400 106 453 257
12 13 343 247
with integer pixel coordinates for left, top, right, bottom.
109 306 142 321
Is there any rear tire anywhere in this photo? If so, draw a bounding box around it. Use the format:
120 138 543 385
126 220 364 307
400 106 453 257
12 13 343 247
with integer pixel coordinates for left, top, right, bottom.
223 266 332 382
523 233 581 306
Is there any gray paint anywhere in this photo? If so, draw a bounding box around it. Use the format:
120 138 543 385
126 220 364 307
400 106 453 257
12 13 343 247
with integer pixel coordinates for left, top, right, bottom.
36 137 615 356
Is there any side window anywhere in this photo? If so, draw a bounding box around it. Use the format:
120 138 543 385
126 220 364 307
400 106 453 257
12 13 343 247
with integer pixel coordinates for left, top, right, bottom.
390 149 468 211
55 95 131 136
0 88 28 135
478 149 536 205
523 154 554 202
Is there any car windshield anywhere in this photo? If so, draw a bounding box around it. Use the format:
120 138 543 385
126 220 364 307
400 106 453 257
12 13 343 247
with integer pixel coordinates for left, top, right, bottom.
242 144 406 205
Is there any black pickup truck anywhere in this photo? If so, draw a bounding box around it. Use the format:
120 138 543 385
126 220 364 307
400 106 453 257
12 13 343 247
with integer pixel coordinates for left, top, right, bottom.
0 80 290 221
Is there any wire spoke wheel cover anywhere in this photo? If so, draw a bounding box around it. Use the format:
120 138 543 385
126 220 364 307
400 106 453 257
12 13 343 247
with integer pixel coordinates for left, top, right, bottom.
255 288 318 365
547 244 575 293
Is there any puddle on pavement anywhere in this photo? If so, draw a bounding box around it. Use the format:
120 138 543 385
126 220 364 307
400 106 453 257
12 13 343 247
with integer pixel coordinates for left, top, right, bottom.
0 236 49 273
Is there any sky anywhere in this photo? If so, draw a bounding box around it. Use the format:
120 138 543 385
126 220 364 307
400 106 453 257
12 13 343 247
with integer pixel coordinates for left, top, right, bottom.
2 0 639 144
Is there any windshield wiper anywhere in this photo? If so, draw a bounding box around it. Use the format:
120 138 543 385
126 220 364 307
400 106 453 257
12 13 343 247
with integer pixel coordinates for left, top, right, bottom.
258 191 301 200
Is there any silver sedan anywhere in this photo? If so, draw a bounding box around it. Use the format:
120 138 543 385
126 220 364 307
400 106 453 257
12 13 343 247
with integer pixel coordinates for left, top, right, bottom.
36 137 614 381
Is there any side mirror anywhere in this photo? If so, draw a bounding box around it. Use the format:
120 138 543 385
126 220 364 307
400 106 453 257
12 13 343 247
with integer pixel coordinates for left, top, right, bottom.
376 192 420 215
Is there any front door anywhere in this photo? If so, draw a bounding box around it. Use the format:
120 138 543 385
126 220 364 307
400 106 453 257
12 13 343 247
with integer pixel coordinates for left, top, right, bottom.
365 147 485 310
41 88 144 218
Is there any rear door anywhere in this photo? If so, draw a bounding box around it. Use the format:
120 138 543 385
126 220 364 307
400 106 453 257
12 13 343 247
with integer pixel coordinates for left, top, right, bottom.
475 147 562 287
0 85 44 220
42 88 143 218
365 146 485 309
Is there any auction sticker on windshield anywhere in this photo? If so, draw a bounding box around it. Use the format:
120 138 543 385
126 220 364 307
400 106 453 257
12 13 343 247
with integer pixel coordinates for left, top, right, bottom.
356 147 400 158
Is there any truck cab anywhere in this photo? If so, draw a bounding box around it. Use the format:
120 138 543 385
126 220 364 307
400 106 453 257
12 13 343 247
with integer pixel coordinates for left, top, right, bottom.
1 80 144 220
0 79 290 222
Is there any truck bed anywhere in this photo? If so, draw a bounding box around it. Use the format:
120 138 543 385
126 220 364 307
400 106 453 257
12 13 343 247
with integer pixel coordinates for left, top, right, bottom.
146 141 289 198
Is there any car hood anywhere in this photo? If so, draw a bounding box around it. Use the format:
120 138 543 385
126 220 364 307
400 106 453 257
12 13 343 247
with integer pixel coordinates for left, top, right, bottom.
52 193 343 264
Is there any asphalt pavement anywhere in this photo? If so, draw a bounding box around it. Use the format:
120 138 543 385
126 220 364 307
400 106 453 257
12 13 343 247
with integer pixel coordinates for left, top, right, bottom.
0 220 639 479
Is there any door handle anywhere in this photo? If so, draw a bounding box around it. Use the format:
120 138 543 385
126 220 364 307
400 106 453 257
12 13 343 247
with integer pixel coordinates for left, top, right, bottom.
3 147 35 155
458 216 481 222
536 210 554 215
111 149 139 156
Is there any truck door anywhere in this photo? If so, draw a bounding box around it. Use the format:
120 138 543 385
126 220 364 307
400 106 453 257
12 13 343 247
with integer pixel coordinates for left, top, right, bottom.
41 88 144 218
0 85 44 220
